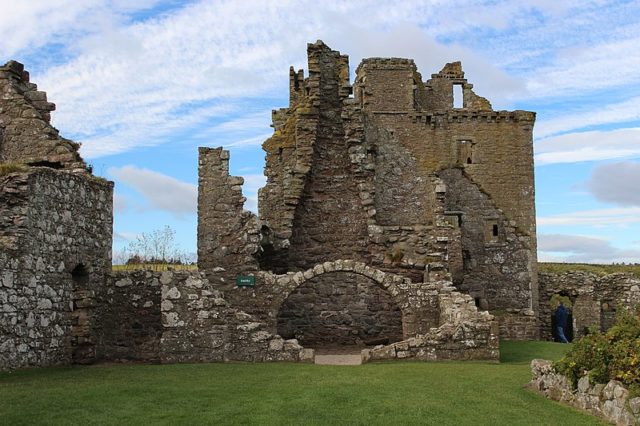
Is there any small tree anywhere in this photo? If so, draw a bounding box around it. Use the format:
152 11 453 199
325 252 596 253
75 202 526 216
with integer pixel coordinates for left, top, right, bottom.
121 226 189 270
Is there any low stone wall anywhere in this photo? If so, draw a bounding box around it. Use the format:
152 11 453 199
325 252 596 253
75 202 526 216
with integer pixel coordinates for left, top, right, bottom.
158 270 313 363
494 311 539 340
538 272 640 340
530 359 640 425
362 282 499 362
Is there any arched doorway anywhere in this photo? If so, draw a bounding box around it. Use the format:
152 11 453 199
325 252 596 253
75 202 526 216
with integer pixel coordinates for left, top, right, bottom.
276 271 404 349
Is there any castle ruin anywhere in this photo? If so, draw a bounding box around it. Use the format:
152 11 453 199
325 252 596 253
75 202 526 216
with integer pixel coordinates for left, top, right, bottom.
1 42 638 371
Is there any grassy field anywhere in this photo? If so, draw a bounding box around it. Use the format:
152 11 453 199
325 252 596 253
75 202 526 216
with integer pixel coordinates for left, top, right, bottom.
0 341 604 425
538 262 640 277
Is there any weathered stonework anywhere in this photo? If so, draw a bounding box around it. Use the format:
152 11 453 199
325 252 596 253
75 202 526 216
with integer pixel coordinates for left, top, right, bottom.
13 42 636 371
0 168 112 369
530 359 640 425
197 41 537 347
197 147 260 283
539 272 640 340
99 271 163 362
0 61 87 171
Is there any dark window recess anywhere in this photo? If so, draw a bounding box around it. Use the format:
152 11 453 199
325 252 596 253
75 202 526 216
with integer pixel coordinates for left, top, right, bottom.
28 160 64 169
474 297 481 308
492 224 499 237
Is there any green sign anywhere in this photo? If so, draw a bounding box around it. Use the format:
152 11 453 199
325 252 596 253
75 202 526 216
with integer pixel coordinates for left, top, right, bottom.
236 275 255 287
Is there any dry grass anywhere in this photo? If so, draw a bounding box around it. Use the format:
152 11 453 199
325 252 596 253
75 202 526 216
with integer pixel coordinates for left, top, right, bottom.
0 162 29 177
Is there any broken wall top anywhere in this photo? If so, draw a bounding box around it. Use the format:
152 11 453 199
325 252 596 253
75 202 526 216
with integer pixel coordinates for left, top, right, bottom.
0 60 88 172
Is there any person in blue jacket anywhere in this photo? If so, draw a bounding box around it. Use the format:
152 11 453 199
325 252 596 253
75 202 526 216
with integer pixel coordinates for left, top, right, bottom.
554 301 570 343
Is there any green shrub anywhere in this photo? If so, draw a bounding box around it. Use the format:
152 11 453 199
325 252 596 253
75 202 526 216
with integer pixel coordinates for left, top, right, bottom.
554 305 640 396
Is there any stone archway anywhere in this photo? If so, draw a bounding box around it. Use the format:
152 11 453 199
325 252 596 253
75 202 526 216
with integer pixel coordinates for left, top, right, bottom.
267 260 432 349
277 271 403 347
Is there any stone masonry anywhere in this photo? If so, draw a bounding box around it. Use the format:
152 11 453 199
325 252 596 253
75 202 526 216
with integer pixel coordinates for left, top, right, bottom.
198 40 538 345
16 41 640 370
538 272 640 341
530 359 640 425
0 168 112 368
0 61 87 171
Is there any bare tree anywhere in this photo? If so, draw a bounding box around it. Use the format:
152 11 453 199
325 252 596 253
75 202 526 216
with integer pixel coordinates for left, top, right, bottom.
119 225 190 270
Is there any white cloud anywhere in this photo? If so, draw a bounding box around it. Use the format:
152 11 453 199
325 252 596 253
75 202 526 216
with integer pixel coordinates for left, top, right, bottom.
109 165 196 217
535 97 640 139
23 1 549 159
535 128 640 165
585 161 640 207
537 207 640 227
0 0 161 58
538 233 640 264
525 35 640 100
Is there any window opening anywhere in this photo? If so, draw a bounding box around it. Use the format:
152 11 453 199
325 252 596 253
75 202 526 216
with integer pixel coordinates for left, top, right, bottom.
453 84 463 108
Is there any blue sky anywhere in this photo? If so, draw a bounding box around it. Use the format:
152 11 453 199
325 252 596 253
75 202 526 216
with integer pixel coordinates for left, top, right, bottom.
3 0 640 264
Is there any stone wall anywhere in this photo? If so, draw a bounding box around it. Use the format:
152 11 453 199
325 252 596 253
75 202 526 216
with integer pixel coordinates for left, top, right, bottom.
440 168 536 311
277 272 404 346
538 272 640 341
0 61 87 171
0 168 112 370
494 312 539 340
530 359 640 426
243 41 538 324
362 281 499 362
99 271 162 362
158 270 313 363
197 147 260 282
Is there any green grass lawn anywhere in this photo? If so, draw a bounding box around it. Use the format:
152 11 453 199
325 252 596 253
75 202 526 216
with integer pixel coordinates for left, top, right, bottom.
0 341 603 425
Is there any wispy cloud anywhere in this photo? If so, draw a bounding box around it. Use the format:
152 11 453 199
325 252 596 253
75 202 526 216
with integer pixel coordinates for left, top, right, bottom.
109 165 196 217
538 207 640 227
535 128 640 165
538 233 640 264
535 97 640 139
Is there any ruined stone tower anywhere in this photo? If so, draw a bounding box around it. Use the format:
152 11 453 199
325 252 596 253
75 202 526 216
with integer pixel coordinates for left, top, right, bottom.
0 61 113 368
198 41 538 346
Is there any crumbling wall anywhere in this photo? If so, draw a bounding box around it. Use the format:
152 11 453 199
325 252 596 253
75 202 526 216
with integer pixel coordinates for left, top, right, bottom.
0 168 112 370
362 281 499 362
158 270 313 363
538 272 640 341
197 147 260 282
0 61 87 171
285 42 370 270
